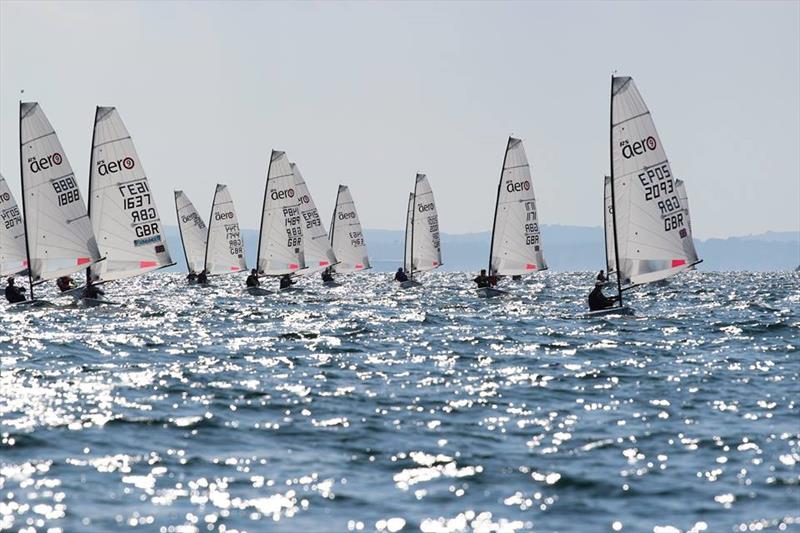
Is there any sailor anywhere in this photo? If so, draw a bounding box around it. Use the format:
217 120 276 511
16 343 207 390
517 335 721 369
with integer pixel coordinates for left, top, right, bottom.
588 281 618 311
82 278 105 300
197 269 208 285
321 269 334 283
597 270 607 283
280 274 296 290
473 269 490 288
56 275 75 292
5 277 26 304
246 269 260 287
187 270 198 283
394 268 409 283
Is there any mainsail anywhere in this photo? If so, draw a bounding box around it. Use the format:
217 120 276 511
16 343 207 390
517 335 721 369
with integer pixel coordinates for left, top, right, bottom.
489 137 547 275
610 76 701 288
292 163 336 274
174 190 207 274
405 173 442 275
604 175 616 275
256 151 304 275
0 173 28 277
204 184 247 275
88 107 173 282
19 102 101 285
675 179 700 264
329 185 370 273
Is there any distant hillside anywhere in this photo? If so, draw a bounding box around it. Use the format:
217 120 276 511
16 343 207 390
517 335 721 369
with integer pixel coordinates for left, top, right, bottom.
162 225 800 273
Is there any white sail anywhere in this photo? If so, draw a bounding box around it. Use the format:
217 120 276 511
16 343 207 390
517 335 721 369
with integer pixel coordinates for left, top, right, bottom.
489 137 547 275
329 185 370 273
256 151 304 275
0 173 28 277
610 76 700 288
675 179 700 264
19 102 101 283
604 175 616 274
204 184 247 275
410 174 442 273
292 163 336 275
88 107 173 282
403 192 413 273
174 190 207 274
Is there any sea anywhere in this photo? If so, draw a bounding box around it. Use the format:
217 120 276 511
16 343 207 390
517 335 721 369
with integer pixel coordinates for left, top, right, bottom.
1 271 798 533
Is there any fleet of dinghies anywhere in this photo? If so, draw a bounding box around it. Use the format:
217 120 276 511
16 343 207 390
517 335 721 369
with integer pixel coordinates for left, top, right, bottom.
2 75 703 313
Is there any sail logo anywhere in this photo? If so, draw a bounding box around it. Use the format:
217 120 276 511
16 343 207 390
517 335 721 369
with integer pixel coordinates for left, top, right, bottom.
0 192 9 203
338 211 356 220
28 152 63 173
621 136 657 159
417 202 435 213
505 180 530 193
270 188 295 200
214 211 234 221
97 157 135 176
299 194 311 204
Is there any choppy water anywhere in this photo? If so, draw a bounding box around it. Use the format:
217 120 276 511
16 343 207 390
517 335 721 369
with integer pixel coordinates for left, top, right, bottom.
1 271 798 533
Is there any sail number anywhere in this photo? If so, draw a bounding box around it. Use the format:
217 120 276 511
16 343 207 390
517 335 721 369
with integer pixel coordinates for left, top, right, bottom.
349 231 364 247
52 176 80 207
1 206 22 230
637 163 684 232
283 206 303 247
302 209 322 230
225 223 243 255
524 201 540 246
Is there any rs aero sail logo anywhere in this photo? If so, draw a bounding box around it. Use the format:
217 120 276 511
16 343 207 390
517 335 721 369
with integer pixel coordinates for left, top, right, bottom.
505 180 530 193
270 188 295 200
338 211 356 220
97 157 135 175
621 136 657 159
29 152 63 173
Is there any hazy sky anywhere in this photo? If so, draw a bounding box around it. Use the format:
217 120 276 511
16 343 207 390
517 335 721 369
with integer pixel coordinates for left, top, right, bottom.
1 1 798 239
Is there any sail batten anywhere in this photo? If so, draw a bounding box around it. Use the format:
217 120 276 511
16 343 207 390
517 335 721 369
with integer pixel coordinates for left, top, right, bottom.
329 185 370 273
19 102 101 284
88 107 173 283
488 137 546 276
204 184 247 275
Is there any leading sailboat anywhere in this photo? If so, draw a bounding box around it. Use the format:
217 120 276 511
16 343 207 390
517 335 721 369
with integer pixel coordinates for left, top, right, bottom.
401 173 442 288
597 76 702 314
19 102 102 305
479 137 547 297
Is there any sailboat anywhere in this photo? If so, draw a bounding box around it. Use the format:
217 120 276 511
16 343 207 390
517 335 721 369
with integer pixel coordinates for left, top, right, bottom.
18 102 102 306
328 185 370 277
174 190 207 282
86 107 174 303
256 151 305 290
291 163 337 283
595 76 702 315
480 137 547 297
202 184 247 285
0 173 28 278
401 173 442 288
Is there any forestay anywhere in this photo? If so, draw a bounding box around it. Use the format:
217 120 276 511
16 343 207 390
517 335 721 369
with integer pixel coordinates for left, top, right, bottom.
409 174 442 273
329 185 370 273
292 163 336 275
604 175 616 275
675 179 699 265
174 190 206 274
19 102 101 283
0 173 28 277
257 151 304 275
610 76 700 288
204 184 247 275
489 137 547 276
88 107 173 282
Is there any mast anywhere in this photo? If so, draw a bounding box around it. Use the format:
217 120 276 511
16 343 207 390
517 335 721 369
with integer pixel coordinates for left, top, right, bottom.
410 176 419 280
403 192 411 278
174 192 191 273
329 186 341 248
603 176 610 275
609 78 623 306
19 101 34 299
256 151 275 274
488 137 512 275
203 185 219 273
86 106 99 285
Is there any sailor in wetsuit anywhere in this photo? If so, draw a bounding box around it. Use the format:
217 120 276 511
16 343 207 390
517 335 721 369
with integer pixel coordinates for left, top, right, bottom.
279 274 296 290
473 269 491 288
82 278 105 300
246 269 260 288
597 270 607 283
187 271 198 283
588 282 618 311
56 276 76 292
394 268 409 283
5 277 26 303
197 270 209 285
321 269 334 283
